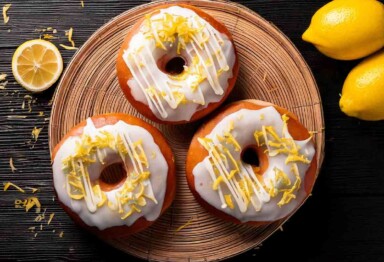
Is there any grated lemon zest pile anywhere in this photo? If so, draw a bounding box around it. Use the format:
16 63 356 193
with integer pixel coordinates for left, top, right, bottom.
47 213 54 225
3 4 11 24
32 127 43 142
3 182 25 193
9 157 17 173
175 217 194 232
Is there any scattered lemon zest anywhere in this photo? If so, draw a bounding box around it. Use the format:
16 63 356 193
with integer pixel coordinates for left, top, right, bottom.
47 213 55 225
25 197 41 213
25 187 39 193
0 73 6 81
59 231 64 238
28 226 36 232
42 34 58 40
59 44 78 50
3 182 24 193
81 1 84 7
7 115 27 119
32 127 43 142
3 4 11 24
9 157 17 173
38 111 44 117
175 217 194 232
24 95 33 112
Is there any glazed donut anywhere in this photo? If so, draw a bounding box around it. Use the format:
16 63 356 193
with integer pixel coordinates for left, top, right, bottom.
186 100 317 224
52 114 175 238
117 4 238 124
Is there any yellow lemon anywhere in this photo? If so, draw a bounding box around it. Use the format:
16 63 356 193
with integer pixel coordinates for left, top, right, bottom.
340 50 384 120
302 0 384 60
12 39 63 92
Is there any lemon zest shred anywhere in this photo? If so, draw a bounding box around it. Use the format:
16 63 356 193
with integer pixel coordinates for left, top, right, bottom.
32 127 43 142
9 157 17 173
285 155 310 164
38 111 44 117
212 176 223 190
3 4 11 24
3 182 25 193
224 194 234 209
42 34 58 40
25 197 41 213
25 187 39 193
0 73 7 81
66 27 75 47
59 231 64 238
7 115 27 119
60 44 78 50
47 213 55 225
175 217 194 232
81 1 84 7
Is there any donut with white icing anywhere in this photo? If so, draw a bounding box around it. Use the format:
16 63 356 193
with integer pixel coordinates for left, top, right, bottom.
186 100 317 225
52 114 176 237
117 4 239 124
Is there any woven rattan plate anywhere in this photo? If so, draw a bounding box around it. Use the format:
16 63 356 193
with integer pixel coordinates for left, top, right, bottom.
49 0 325 261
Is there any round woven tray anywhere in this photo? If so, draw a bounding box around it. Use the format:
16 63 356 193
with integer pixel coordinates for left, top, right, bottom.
49 0 325 261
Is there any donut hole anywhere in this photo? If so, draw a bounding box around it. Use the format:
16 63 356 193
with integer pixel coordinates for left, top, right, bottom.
164 56 186 75
241 146 260 167
99 162 127 191
240 146 269 175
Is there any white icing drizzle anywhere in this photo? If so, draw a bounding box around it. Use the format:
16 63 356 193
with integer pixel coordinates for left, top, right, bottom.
52 118 168 230
193 107 316 222
122 6 236 121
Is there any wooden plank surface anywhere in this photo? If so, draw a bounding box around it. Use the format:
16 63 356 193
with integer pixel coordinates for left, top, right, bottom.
0 0 383 261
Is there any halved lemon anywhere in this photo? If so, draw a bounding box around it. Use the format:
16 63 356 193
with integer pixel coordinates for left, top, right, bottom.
12 39 63 92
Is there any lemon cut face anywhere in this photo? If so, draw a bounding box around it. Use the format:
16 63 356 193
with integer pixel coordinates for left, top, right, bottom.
12 39 63 92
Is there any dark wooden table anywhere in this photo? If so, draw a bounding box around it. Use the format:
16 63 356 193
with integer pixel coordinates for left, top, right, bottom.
1 0 384 261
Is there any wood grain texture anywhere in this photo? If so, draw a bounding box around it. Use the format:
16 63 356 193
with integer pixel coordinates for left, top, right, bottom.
0 0 383 261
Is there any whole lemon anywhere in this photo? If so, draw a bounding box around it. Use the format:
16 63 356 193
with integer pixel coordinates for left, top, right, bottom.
340 50 384 120
302 0 384 60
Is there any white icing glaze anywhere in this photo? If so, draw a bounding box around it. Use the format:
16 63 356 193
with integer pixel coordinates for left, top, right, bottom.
52 118 168 230
122 6 236 121
192 107 315 222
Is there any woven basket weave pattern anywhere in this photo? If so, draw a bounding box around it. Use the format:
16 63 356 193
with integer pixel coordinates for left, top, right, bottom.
49 1 324 261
